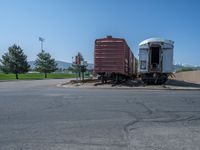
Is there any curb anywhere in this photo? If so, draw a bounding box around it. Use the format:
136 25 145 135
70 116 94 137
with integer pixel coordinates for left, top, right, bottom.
57 83 200 91
164 86 200 91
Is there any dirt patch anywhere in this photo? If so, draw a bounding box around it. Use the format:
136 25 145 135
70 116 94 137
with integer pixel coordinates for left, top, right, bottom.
58 78 200 90
174 71 200 84
68 79 99 84
59 79 166 90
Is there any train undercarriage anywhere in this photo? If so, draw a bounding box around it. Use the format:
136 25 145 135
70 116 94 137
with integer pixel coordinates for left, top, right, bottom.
140 72 169 85
98 73 131 84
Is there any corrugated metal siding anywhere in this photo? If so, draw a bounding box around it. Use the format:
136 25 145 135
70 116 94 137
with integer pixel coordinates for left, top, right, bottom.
94 37 135 76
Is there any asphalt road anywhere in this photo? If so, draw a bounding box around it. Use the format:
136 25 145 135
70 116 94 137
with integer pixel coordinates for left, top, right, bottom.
0 79 200 150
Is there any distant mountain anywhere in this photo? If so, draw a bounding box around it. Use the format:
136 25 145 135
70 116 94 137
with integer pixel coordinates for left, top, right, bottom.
174 64 200 72
28 61 72 69
28 61 36 69
28 61 94 70
55 61 72 69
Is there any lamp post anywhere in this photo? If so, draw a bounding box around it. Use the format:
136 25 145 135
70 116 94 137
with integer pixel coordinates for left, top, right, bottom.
39 37 45 51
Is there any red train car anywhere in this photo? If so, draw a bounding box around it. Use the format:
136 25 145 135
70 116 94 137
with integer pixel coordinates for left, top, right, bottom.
94 36 136 83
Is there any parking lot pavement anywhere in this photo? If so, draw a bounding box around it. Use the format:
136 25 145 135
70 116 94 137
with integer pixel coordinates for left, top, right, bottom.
0 79 200 150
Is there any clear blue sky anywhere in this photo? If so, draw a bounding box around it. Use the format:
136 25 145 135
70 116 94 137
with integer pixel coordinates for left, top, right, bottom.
0 0 200 65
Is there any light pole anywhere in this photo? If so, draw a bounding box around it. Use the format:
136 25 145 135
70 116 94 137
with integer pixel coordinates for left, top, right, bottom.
39 37 45 51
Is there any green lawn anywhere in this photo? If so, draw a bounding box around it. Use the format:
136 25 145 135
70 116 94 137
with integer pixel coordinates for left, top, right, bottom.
0 73 76 80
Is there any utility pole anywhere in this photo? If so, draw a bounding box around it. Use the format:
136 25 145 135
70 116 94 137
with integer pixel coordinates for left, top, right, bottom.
39 37 45 51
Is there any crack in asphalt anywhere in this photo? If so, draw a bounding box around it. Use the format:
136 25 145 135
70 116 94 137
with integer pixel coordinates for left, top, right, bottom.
106 100 200 150
132 101 153 114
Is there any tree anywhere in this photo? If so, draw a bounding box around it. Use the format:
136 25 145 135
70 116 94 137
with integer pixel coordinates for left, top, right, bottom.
0 44 30 79
35 50 57 78
66 66 74 73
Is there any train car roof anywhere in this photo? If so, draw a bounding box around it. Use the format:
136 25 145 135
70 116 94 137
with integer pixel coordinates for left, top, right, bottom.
95 36 125 43
95 35 131 49
139 38 174 46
